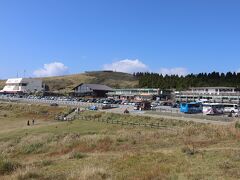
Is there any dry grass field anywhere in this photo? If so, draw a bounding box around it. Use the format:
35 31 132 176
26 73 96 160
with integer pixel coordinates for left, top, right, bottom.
1 102 240 179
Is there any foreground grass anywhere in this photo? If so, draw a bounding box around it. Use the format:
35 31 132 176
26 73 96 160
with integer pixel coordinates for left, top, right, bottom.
1 102 240 179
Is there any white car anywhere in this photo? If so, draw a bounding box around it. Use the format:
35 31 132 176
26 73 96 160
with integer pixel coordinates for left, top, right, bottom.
223 104 239 113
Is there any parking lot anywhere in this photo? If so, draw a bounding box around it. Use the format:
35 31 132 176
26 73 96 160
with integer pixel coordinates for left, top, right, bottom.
0 94 179 113
0 94 129 110
0 94 238 124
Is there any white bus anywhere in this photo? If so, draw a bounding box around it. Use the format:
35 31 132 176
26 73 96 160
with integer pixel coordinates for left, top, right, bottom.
222 104 239 113
202 103 224 115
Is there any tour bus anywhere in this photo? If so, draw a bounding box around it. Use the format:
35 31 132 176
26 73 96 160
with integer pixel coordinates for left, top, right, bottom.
202 103 224 115
222 103 239 113
180 102 203 114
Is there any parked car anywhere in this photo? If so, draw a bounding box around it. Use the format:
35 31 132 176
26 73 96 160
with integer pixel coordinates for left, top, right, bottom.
134 101 151 110
88 105 98 110
223 104 239 113
171 103 180 108
134 102 141 110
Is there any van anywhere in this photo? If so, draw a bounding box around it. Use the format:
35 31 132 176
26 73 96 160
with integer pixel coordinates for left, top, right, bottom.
222 104 239 113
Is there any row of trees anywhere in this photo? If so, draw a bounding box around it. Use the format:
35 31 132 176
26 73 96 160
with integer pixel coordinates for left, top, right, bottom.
134 72 240 90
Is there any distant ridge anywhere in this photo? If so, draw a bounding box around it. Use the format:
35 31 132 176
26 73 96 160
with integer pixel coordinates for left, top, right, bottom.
0 71 138 92
41 71 138 92
85 70 114 73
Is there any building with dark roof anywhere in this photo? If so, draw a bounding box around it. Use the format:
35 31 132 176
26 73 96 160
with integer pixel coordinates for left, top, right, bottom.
73 83 113 97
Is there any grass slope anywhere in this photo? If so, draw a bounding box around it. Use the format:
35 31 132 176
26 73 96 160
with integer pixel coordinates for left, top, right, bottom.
1 102 240 179
42 71 138 92
0 71 138 92
0 80 5 90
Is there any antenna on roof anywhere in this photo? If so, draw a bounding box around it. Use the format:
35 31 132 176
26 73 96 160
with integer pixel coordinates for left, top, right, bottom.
23 70 26 78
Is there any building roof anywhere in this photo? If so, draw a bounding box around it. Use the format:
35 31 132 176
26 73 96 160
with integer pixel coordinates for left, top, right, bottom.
74 83 113 91
5 78 42 84
113 88 160 91
6 78 23 84
190 87 236 90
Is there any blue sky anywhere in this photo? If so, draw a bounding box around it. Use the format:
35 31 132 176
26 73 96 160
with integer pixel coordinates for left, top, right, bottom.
0 0 240 78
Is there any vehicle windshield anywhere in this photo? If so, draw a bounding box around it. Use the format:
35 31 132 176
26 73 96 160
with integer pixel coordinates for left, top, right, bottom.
188 104 201 108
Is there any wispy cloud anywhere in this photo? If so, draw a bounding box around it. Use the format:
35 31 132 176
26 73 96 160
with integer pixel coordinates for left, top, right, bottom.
103 59 149 73
33 62 69 77
159 67 188 76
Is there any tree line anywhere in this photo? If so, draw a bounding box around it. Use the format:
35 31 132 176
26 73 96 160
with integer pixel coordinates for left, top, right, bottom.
134 72 240 90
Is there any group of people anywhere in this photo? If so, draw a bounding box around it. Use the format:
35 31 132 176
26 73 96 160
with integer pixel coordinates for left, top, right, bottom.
27 119 35 126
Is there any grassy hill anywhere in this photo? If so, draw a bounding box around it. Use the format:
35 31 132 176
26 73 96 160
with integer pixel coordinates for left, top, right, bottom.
0 71 139 92
41 71 139 92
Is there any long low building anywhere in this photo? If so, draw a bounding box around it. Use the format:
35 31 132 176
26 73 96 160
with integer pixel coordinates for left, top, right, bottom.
0 78 43 94
108 88 172 101
175 87 240 104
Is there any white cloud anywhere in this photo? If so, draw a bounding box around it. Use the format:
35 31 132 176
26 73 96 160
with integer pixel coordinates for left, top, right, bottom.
103 59 149 73
33 62 69 77
159 67 188 76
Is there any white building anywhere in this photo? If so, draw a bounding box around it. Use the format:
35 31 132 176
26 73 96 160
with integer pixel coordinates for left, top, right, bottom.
189 87 236 95
175 87 240 103
107 88 171 101
1 78 43 94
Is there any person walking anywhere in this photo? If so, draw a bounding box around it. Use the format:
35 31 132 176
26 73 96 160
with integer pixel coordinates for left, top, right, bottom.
32 118 35 125
27 120 30 126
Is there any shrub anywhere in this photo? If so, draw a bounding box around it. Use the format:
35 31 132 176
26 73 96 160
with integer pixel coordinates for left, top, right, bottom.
235 121 240 129
22 143 44 154
116 137 128 143
0 158 20 175
181 146 196 155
